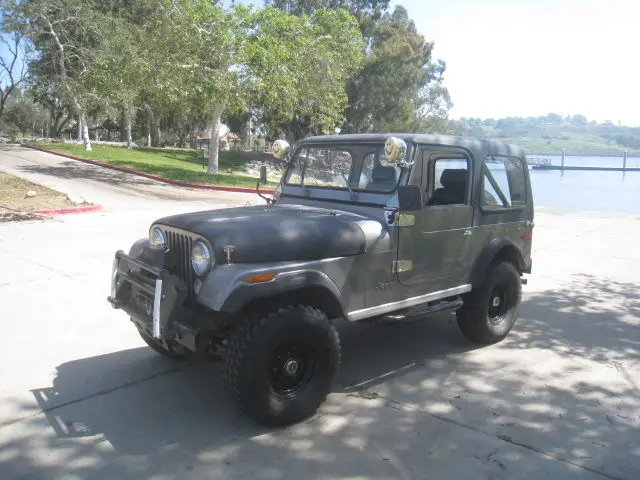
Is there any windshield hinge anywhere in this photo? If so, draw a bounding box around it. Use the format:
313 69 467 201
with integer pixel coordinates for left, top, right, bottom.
395 212 415 227
392 260 414 274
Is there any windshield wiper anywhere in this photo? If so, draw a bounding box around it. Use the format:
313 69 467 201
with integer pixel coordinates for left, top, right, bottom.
341 172 354 196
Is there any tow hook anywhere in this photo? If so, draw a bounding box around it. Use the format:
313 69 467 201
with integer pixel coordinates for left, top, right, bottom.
520 277 528 285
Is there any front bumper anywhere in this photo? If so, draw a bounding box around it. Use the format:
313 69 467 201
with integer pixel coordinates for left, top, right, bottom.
107 250 200 351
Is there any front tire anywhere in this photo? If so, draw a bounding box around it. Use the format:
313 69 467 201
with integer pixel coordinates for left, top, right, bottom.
456 262 522 344
221 305 340 427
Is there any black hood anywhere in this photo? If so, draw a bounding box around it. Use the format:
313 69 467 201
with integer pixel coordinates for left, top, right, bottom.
155 204 370 263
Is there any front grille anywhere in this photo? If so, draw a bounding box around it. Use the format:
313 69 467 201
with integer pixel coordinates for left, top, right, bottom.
164 229 195 299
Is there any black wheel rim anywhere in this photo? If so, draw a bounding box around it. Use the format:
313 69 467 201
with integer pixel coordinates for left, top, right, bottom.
487 281 514 325
268 342 316 398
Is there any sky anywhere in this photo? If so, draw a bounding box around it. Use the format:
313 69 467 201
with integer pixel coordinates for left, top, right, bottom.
4 1 638 126
390 0 640 125
228 0 639 125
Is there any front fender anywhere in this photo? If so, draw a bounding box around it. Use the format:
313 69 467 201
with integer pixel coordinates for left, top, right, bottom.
219 270 346 315
470 237 526 288
195 258 353 315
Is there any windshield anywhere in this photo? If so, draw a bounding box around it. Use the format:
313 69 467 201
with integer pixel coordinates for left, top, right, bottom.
284 144 401 193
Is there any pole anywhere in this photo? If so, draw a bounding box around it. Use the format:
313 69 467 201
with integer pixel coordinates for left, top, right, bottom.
561 147 565 171
623 150 627 171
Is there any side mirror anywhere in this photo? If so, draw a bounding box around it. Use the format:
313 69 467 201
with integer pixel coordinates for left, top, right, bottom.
259 165 267 184
398 185 423 211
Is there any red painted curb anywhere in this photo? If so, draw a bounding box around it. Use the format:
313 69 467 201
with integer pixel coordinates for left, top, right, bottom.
24 144 276 195
35 204 103 216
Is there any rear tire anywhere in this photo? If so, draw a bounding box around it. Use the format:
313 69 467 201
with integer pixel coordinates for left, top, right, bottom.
456 262 522 344
221 305 340 427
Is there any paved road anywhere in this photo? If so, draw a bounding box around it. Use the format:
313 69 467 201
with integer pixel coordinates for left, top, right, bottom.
0 146 638 479
0 144 258 211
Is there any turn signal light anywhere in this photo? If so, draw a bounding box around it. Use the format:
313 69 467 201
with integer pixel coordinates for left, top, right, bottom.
247 273 275 284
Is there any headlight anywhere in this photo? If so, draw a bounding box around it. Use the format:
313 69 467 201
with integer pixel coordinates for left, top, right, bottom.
191 241 212 276
149 227 166 247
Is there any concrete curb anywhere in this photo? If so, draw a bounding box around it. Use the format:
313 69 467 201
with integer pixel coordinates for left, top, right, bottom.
35 204 103 216
24 144 277 195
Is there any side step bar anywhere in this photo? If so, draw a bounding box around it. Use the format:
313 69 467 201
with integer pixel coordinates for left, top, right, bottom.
376 297 464 323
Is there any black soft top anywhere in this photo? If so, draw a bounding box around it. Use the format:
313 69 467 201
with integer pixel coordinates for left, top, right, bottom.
297 133 526 159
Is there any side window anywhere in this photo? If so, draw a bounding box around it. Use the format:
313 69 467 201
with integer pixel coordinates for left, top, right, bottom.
482 156 527 208
427 156 470 206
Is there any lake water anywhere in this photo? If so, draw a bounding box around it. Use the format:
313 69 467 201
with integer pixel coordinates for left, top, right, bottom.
526 155 640 214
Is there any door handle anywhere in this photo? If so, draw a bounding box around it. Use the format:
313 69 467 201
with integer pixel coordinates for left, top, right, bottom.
464 229 472 236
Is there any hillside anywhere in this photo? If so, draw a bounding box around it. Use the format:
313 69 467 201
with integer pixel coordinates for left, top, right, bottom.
457 114 640 156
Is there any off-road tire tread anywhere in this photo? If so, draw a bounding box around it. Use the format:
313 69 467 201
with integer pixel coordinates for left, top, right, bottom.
456 261 521 344
221 305 340 425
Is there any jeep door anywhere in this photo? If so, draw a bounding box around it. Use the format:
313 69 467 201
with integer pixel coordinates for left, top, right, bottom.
395 147 475 297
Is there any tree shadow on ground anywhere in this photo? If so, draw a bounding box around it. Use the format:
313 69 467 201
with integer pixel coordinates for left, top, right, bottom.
1 275 638 479
13 161 244 203
16 160 158 187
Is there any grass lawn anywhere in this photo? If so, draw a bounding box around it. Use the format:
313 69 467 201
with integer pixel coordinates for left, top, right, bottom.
32 143 278 188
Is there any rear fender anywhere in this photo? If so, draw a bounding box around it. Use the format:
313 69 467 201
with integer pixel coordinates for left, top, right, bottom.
470 237 525 288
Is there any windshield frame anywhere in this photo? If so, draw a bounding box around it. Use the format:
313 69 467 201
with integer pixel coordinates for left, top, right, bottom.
282 142 405 195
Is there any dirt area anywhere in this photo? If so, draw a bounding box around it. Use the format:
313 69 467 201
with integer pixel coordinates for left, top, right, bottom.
0 173 75 222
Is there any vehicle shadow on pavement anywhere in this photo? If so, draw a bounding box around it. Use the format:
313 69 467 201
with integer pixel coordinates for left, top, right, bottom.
2 275 638 479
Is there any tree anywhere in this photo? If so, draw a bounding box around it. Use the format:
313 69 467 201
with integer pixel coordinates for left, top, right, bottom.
8 0 110 151
342 6 449 133
0 88 49 137
265 0 389 38
149 2 363 173
247 6 365 141
269 3 452 135
87 18 146 148
0 32 31 119
416 58 453 132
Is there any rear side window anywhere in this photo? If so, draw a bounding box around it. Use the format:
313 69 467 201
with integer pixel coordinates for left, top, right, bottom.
482 156 527 208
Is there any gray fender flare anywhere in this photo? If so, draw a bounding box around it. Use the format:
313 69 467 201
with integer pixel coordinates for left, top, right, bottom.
219 270 347 317
469 237 525 289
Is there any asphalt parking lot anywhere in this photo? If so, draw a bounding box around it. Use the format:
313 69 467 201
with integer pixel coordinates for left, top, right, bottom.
0 146 638 479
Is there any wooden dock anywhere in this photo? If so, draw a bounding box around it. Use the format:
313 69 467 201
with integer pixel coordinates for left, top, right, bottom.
532 164 640 172
528 148 638 172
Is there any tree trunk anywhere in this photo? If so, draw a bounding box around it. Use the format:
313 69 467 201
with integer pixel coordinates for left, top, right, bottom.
120 110 126 142
155 124 162 147
77 115 83 140
189 128 198 150
146 106 159 147
81 113 92 151
208 103 226 175
126 112 133 149
147 118 152 147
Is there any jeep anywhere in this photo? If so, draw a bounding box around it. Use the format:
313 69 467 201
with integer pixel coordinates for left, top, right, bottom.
107 133 534 427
